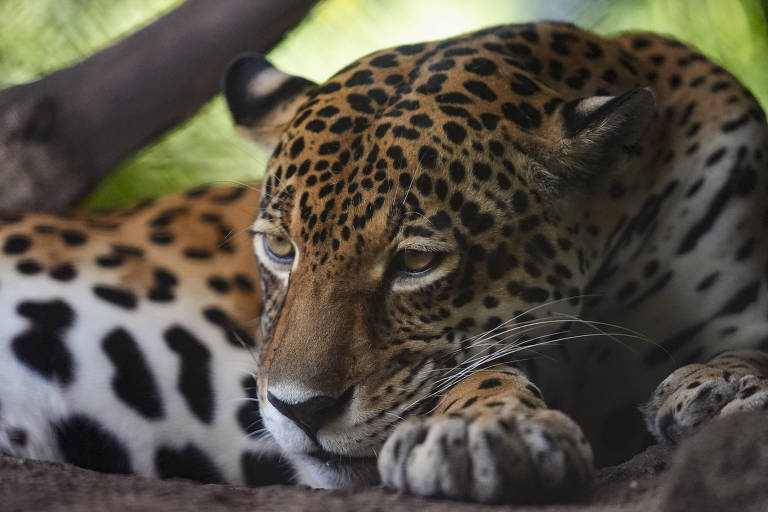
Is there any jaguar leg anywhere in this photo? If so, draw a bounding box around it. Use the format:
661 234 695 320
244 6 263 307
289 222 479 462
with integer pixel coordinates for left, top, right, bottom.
378 366 593 503
642 349 768 444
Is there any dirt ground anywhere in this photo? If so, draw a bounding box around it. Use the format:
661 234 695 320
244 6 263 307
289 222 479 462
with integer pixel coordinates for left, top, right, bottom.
1 412 767 512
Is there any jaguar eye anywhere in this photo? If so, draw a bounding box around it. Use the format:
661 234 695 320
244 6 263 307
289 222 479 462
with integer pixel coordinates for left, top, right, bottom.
399 249 444 275
263 234 295 264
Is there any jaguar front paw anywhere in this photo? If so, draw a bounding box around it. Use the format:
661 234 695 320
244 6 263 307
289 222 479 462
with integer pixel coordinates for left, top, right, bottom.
642 352 768 444
377 404 593 503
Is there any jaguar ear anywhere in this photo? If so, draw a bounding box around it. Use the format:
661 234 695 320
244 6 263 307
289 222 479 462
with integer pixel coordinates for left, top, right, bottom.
547 87 656 187
224 54 317 152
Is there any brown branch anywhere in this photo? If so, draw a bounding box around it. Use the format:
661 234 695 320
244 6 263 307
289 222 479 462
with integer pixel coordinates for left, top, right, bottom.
0 0 318 212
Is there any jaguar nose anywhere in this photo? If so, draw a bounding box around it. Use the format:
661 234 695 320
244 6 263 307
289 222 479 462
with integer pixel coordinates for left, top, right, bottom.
267 387 354 442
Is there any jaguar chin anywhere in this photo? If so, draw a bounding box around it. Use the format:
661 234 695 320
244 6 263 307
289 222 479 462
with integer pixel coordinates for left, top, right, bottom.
291 452 379 489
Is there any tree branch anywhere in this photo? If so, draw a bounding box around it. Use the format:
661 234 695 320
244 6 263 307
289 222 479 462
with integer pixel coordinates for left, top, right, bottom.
0 0 317 212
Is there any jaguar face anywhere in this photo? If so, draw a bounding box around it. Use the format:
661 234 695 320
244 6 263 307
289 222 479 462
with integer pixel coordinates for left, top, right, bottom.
224 23 654 487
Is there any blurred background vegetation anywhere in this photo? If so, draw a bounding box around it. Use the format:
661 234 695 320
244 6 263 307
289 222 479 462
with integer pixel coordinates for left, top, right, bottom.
1 0 766 209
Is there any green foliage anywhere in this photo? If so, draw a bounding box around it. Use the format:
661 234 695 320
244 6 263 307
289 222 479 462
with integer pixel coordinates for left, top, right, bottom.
0 0 182 87
1 0 766 209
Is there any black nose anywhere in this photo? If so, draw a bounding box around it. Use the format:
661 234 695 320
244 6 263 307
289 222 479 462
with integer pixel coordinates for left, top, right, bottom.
267 387 353 442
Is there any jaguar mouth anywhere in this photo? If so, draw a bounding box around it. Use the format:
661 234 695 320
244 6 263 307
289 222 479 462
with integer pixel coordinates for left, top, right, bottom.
306 448 377 465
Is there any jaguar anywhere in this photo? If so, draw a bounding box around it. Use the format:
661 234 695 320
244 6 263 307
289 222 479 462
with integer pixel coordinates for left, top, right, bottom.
1 21 766 504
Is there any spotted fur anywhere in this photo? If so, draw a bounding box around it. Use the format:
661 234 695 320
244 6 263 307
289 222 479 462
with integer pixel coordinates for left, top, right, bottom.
0 187 292 485
0 22 766 503
226 21 768 500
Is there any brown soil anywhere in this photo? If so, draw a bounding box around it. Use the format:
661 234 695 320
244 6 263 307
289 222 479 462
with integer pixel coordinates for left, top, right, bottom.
2 412 766 512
